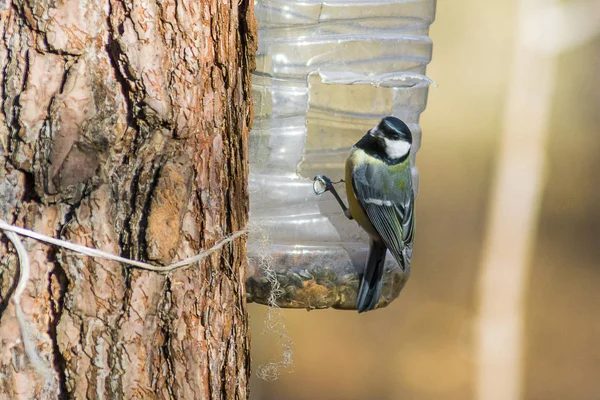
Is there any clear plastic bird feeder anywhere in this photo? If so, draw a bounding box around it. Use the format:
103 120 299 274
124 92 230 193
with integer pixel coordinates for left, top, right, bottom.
247 0 435 310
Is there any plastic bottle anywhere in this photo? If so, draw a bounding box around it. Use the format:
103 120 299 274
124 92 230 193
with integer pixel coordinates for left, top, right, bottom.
247 0 436 310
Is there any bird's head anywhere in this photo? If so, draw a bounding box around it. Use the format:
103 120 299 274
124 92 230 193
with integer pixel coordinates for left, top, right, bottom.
368 116 413 161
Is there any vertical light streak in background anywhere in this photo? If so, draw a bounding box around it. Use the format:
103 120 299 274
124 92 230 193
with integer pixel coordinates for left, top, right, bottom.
475 2 554 400
475 1 600 399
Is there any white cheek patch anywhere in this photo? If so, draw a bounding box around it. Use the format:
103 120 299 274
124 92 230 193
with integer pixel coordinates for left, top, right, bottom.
383 138 411 159
364 198 393 206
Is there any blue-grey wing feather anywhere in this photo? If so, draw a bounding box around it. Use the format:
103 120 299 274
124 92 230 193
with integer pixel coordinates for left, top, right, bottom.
352 163 414 271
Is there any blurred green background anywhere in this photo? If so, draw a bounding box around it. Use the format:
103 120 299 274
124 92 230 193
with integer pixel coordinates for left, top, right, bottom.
249 1 600 399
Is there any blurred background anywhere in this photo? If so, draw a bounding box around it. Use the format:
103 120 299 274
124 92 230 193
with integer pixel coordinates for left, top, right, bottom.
249 0 600 399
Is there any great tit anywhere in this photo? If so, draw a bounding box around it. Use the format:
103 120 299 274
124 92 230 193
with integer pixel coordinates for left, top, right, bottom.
314 116 415 313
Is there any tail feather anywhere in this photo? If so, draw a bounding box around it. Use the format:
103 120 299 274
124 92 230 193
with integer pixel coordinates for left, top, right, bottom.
356 240 387 313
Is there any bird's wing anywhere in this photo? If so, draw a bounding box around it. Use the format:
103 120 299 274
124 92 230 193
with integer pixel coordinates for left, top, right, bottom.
351 163 414 271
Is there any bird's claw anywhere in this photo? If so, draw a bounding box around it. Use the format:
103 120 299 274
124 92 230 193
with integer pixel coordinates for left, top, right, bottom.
344 209 353 220
313 175 345 196
313 175 331 195
314 175 352 220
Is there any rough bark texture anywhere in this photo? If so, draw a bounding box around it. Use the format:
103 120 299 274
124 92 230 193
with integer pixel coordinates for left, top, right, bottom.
0 0 257 398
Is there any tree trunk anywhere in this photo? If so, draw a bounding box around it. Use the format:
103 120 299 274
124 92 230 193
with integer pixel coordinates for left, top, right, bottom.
0 0 256 398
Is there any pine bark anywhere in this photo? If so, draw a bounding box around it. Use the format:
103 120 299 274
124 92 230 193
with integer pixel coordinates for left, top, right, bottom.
0 0 256 398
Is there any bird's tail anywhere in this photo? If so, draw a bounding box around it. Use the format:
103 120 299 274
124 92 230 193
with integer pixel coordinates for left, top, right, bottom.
356 240 387 313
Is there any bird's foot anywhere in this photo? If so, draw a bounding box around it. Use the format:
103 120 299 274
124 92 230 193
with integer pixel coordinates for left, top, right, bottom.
313 175 344 195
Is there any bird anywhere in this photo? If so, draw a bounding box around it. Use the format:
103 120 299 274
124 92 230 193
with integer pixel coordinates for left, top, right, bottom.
313 116 415 313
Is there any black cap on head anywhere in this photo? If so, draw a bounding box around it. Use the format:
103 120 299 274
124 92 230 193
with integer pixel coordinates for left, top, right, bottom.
376 116 412 143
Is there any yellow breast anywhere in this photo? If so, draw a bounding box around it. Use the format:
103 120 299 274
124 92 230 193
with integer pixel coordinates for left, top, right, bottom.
345 149 381 239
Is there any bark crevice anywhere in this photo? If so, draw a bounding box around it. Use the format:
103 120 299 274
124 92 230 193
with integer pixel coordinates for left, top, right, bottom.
47 246 69 400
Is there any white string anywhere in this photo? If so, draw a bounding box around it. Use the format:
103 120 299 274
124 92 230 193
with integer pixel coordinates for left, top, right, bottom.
4 229 29 306
1 219 245 387
5 229 57 392
0 219 247 272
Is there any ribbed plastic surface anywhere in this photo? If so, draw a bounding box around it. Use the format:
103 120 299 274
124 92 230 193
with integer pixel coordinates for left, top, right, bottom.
247 0 435 310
